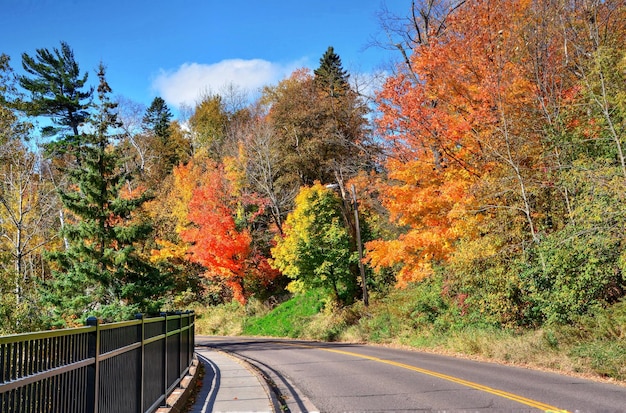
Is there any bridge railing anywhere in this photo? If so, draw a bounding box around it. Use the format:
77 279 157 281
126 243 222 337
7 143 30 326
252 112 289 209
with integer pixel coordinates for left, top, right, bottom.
0 311 195 413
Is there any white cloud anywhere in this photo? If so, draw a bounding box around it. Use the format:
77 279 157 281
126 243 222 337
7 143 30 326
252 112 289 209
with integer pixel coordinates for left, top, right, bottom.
151 59 301 108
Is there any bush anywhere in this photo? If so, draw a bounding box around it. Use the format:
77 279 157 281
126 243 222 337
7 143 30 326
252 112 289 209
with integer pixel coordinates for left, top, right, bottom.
521 230 624 324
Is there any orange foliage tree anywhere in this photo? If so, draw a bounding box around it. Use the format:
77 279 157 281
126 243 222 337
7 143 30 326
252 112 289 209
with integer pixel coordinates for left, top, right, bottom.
367 0 551 286
179 159 277 304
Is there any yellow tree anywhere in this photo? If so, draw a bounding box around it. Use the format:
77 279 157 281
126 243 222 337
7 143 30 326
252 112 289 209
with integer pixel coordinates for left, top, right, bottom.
271 183 358 302
0 55 59 332
188 94 229 159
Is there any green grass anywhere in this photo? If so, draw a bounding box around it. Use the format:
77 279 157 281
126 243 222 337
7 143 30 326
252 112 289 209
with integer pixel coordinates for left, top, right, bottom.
242 289 326 337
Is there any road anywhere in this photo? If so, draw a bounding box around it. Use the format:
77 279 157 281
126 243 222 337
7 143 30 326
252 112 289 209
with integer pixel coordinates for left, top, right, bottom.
197 336 626 412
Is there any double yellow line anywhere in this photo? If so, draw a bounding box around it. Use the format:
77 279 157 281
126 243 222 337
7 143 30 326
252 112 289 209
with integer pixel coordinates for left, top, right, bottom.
281 342 570 413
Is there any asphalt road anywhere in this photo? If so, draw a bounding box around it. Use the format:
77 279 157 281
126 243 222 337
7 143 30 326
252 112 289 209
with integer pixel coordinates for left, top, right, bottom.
197 336 626 412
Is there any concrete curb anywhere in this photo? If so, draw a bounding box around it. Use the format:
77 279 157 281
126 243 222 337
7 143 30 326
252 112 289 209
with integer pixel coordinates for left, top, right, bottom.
230 351 320 412
155 356 200 413
216 349 282 413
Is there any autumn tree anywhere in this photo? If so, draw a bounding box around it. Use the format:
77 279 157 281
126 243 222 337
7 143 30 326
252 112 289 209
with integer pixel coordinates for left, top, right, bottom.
371 0 626 325
270 183 358 303
188 93 229 159
451 0 626 323
0 140 58 328
369 0 536 292
44 65 169 324
180 159 277 304
367 0 482 285
514 0 626 323
147 158 217 305
263 50 372 188
0 55 58 332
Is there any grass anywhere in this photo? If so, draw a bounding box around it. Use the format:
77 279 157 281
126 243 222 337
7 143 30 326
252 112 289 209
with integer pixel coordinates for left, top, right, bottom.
192 301 246 336
242 289 325 337
193 287 626 383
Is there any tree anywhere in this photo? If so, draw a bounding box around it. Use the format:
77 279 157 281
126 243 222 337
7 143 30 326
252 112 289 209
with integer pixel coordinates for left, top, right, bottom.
314 46 350 98
17 41 93 136
180 159 275 304
514 0 626 323
270 183 358 303
1 54 23 145
227 113 296 235
0 55 58 333
44 65 168 324
141 96 179 169
138 96 190 182
371 0 626 326
374 0 467 82
263 65 371 188
188 93 229 159
116 96 191 190
147 158 214 305
563 0 626 181
142 96 172 140
0 141 57 293
0 141 59 332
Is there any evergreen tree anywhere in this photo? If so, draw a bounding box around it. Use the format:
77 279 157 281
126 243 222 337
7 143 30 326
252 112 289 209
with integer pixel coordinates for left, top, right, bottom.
142 96 182 174
314 46 350 98
142 96 172 140
44 64 169 325
17 41 93 137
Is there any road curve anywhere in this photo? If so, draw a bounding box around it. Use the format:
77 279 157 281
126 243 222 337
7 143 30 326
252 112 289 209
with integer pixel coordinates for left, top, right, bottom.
197 336 626 412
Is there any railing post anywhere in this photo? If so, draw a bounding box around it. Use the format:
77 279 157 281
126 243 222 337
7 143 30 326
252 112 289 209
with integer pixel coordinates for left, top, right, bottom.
136 313 145 413
176 311 182 378
85 316 100 413
188 311 194 367
161 312 168 407
191 311 195 362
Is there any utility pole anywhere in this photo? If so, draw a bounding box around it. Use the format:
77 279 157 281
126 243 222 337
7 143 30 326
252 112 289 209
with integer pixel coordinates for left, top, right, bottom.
351 184 369 307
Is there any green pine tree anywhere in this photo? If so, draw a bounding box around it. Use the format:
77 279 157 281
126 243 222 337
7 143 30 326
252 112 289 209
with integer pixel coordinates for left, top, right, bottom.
314 46 350 98
17 41 93 137
142 96 182 174
43 64 170 325
143 96 172 140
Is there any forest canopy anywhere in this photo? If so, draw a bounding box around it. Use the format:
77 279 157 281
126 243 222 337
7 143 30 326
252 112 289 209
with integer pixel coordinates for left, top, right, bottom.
1 0 625 333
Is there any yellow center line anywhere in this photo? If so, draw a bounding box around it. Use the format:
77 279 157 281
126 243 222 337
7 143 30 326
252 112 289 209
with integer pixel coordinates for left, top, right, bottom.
278 342 569 413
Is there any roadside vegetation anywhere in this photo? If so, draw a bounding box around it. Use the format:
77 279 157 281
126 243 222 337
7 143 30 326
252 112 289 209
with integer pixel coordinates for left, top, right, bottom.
2 1 625 385
195 282 626 383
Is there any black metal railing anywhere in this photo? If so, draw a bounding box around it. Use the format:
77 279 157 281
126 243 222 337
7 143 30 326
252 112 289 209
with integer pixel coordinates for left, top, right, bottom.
0 311 195 413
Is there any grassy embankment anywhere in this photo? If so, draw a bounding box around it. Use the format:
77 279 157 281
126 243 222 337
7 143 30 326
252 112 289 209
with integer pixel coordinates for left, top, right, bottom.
193 286 626 383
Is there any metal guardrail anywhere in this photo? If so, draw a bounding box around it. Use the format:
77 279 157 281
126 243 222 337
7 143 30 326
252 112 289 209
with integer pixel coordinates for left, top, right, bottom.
0 311 195 413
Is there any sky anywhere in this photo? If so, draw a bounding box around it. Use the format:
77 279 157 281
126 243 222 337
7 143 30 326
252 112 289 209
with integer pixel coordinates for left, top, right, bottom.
2 0 408 116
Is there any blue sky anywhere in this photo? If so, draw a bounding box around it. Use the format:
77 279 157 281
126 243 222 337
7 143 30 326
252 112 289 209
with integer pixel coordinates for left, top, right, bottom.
3 0 408 114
